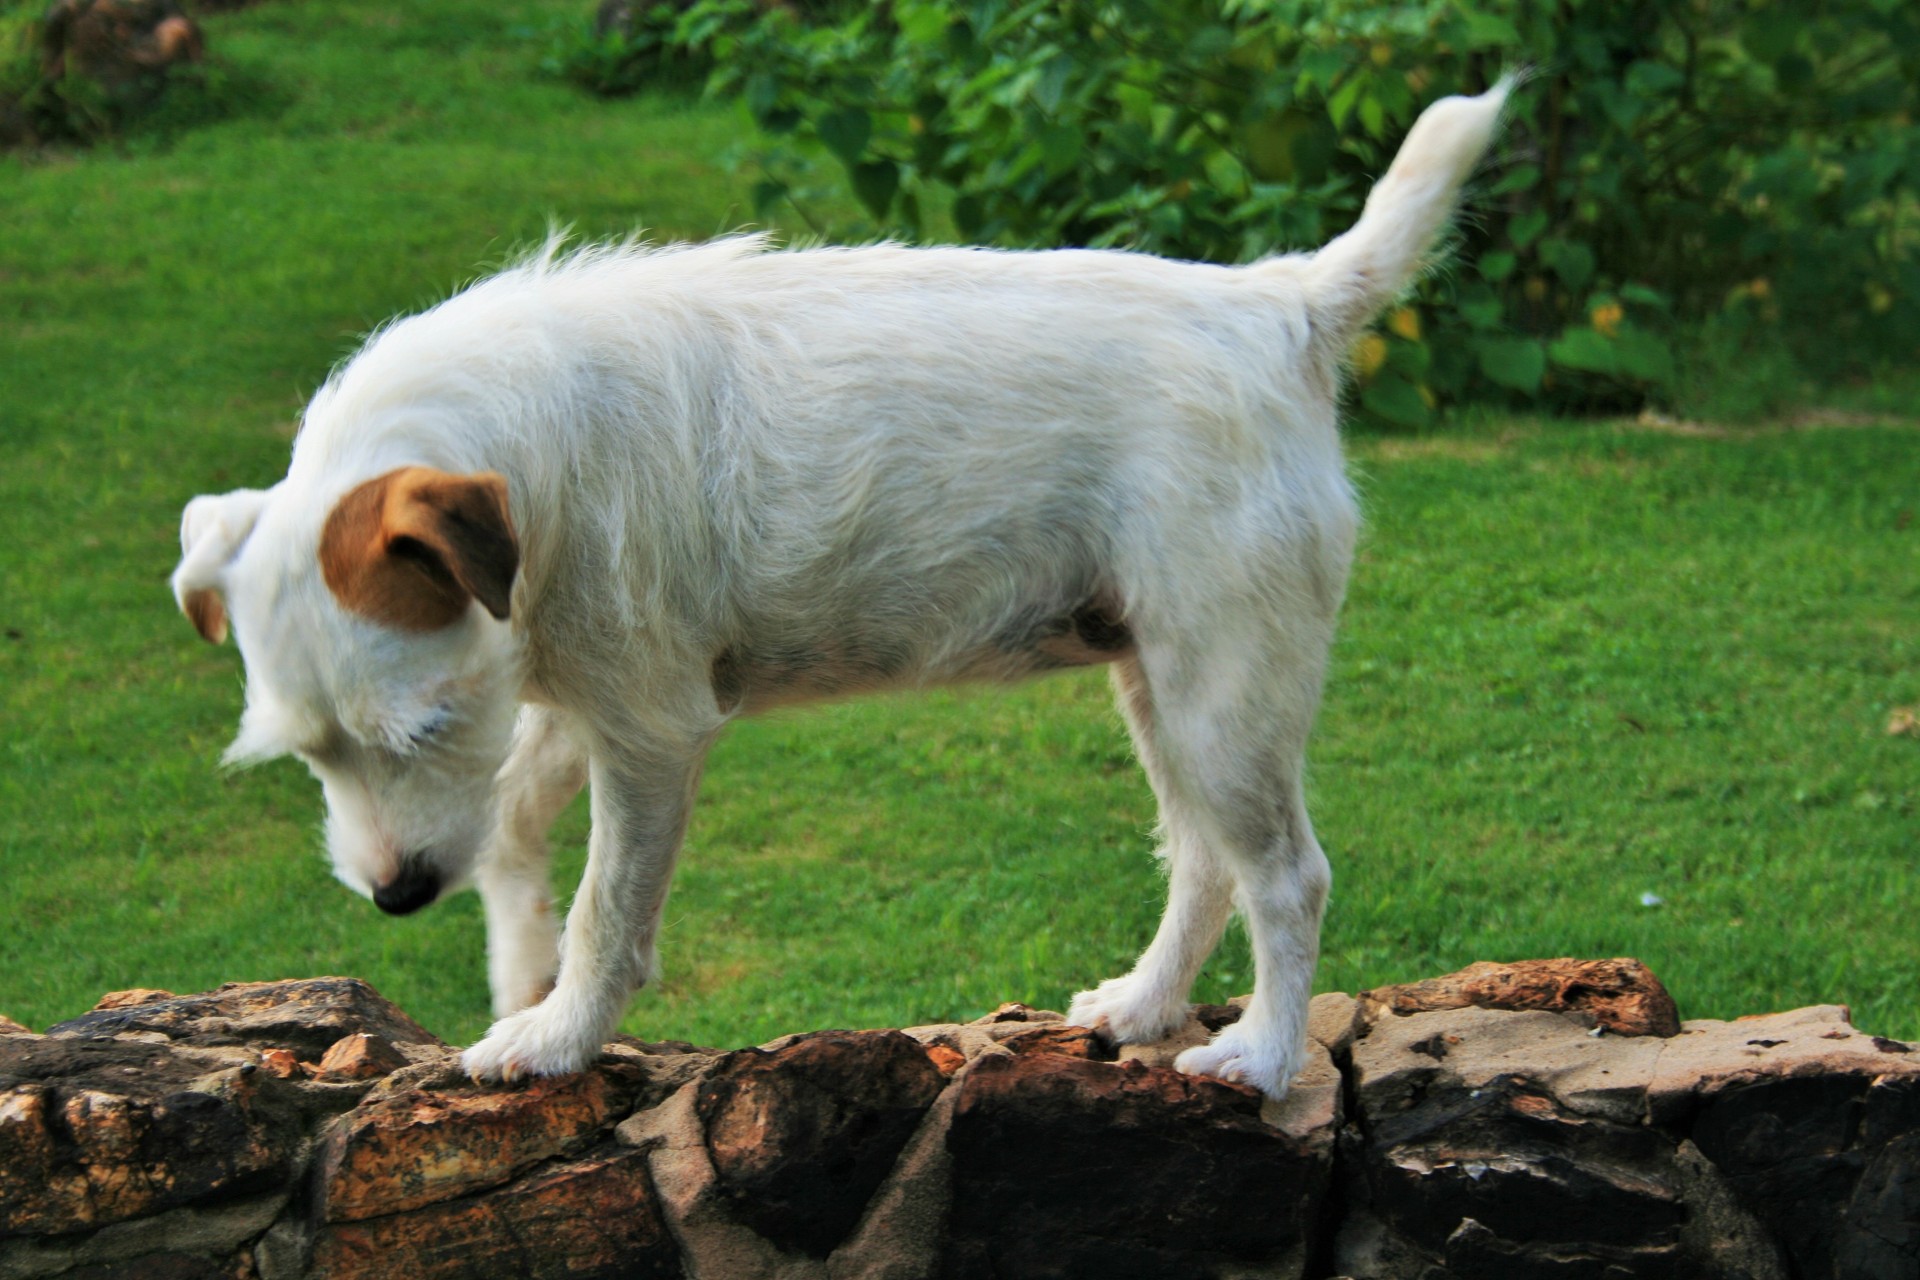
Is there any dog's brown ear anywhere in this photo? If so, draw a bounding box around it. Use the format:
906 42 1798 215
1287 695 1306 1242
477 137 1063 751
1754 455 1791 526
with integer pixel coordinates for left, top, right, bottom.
320 467 519 631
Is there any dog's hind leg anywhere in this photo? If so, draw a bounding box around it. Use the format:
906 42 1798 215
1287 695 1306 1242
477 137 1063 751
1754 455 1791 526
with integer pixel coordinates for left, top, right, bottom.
463 726 712 1081
1066 656 1236 1044
1147 608 1339 1100
477 704 586 1017
1087 510 1348 1099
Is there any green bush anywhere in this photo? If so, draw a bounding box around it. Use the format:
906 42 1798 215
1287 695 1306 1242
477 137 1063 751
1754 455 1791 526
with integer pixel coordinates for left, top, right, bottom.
542 1 736 97
699 0 1917 424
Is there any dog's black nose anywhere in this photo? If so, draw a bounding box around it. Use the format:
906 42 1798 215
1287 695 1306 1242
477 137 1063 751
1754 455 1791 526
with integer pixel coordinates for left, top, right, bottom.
373 864 441 916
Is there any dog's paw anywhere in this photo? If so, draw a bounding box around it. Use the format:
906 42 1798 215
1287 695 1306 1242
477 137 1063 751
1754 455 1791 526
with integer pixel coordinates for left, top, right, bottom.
1065 974 1189 1046
1173 1024 1302 1100
461 1004 601 1083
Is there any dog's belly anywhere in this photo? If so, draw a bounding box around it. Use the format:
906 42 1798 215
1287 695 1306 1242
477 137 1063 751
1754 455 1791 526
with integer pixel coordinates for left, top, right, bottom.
710 592 1133 714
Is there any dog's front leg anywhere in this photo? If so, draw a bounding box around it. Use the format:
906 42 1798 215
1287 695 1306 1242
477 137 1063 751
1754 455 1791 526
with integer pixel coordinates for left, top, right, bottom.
476 705 587 1017
463 735 708 1081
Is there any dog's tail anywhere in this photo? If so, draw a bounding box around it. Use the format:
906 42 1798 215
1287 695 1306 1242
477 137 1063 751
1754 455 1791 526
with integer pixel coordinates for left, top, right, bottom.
1291 78 1512 361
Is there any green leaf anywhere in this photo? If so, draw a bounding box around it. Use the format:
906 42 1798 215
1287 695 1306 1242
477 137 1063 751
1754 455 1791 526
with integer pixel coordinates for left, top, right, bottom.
1614 327 1676 384
1474 336 1547 393
818 107 872 164
1490 165 1540 196
1539 238 1595 291
1625 60 1685 98
1361 372 1431 427
1185 25 1233 60
1509 210 1548 249
850 159 899 219
1548 327 1617 376
1479 251 1517 282
1326 75 1364 130
1461 11 1522 49
1620 283 1670 310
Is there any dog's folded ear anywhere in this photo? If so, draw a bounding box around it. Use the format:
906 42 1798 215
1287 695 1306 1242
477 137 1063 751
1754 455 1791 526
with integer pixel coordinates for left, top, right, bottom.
320 467 519 631
173 489 274 644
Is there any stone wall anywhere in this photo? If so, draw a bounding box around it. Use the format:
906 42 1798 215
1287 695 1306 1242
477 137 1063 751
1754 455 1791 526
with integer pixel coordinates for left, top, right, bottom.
0 960 1914 1279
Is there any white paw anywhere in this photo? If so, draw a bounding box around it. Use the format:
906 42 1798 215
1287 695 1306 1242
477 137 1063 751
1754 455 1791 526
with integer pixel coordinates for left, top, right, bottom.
461 1002 602 1083
1065 974 1189 1045
1173 1024 1302 1100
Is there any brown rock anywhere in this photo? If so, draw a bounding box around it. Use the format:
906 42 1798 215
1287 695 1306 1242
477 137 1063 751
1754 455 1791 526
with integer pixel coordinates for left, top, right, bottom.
314 1060 650 1221
1646 1004 1920 1119
994 1023 1107 1060
695 1029 946 1257
1354 1005 1665 1125
1342 1011 1686 1277
924 1044 965 1077
0 1013 32 1036
311 1033 408 1083
257 1048 305 1080
1653 1007 1920 1279
970 1002 1062 1025
0 1036 297 1236
307 1146 678 1280
47 978 442 1059
944 1052 1328 1278
91 989 176 1012
1360 957 1681 1037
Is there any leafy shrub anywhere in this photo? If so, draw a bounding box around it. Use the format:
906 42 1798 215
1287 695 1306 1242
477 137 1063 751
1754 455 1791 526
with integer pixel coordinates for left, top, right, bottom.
698 0 1918 424
544 1 729 97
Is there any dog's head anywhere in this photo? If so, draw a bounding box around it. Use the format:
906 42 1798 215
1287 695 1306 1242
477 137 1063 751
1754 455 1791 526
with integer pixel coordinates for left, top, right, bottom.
172 468 522 914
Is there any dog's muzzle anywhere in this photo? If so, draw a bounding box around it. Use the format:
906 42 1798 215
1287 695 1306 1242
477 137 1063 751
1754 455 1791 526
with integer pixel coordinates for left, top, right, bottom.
373 864 441 916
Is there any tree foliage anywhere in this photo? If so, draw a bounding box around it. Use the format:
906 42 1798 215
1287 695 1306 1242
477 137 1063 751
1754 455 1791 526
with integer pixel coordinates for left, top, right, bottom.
689 0 1917 422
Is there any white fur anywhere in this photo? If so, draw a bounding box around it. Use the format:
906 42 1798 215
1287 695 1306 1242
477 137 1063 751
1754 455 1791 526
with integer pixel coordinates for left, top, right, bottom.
173 85 1509 1096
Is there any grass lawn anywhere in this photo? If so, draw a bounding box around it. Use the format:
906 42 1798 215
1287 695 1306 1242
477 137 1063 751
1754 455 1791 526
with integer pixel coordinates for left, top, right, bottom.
3 0 1915 1051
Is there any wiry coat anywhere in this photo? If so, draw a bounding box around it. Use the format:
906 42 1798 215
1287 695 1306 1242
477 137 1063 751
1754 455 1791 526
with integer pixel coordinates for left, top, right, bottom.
173 84 1511 1097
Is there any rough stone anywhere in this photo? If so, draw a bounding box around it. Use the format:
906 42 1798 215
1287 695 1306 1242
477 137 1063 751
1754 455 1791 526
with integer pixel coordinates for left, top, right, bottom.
0 1036 297 1238
6 963 1915 1280
1360 957 1682 1037
91 990 176 1012
1339 998 1920 1278
1664 1007 1920 1280
944 1052 1329 1278
694 1029 946 1257
0 1019 29 1038
1354 1005 1665 1125
0 1189 284 1280
617 1079 819 1280
313 1058 652 1222
309 1035 406 1084
47 979 441 1061
305 1146 678 1280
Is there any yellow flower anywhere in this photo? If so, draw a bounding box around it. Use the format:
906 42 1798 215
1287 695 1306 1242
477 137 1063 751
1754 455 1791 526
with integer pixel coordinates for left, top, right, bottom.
1354 333 1389 379
1591 302 1624 338
1387 307 1421 341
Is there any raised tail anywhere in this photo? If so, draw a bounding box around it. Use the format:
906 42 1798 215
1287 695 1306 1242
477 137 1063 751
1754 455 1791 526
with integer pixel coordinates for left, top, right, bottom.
1296 78 1512 360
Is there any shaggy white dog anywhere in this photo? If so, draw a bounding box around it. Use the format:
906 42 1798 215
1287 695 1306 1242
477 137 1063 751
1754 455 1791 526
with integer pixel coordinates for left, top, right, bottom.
172 83 1509 1098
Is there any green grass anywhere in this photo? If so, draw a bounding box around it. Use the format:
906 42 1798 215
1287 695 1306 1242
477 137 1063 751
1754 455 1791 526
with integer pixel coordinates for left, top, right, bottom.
3 1 1915 1052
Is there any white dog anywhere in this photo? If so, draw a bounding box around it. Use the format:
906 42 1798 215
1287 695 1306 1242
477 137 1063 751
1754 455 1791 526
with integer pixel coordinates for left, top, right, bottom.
171 84 1508 1098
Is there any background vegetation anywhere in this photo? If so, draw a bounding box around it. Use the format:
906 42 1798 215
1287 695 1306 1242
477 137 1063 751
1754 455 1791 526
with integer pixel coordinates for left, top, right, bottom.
575 0 1919 426
2 0 1915 1050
